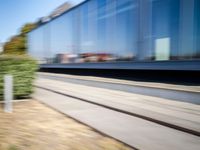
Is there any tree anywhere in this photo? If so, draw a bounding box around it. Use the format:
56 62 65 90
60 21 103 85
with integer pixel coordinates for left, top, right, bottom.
3 35 25 55
3 23 36 55
21 23 37 35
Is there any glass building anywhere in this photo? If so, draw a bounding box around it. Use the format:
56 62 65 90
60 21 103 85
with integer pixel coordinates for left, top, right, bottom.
28 0 200 70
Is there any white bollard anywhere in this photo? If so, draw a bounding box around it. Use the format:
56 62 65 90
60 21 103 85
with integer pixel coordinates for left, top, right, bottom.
4 75 13 113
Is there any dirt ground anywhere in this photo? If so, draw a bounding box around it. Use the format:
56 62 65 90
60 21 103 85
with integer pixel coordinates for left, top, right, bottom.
0 100 132 150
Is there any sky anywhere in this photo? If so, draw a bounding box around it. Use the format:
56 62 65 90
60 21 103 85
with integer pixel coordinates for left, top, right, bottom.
0 0 84 43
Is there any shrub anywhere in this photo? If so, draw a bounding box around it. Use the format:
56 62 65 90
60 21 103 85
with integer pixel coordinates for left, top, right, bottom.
8 145 20 150
0 55 38 100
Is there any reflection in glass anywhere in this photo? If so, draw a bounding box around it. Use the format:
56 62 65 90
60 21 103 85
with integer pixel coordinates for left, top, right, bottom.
28 0 200 64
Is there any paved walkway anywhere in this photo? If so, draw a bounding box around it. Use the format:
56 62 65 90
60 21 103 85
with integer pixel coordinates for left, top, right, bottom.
33 77 200 150
38 73 200 104
38 72 200 93
35 78 200 134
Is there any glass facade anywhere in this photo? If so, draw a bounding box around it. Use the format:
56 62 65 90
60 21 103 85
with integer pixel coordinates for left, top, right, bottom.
28 0 200 64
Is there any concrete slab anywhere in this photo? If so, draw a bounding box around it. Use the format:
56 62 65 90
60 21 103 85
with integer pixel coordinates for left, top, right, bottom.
34 78 200 134
33 88 200 150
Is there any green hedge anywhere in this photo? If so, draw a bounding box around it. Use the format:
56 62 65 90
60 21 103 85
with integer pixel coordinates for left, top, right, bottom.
0 55 38 100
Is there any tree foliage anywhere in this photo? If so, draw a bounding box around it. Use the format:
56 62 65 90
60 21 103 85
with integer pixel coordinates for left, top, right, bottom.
21 23 37 35
3 23 36 55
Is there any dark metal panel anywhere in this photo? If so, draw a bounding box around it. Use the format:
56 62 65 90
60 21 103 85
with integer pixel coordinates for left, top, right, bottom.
40 60 200 71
